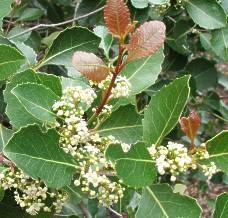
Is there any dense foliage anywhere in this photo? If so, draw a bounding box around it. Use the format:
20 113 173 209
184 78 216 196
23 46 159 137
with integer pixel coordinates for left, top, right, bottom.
0 0 227 217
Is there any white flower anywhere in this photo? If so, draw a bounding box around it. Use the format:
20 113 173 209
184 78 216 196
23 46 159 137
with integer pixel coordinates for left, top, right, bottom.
121 143 131 152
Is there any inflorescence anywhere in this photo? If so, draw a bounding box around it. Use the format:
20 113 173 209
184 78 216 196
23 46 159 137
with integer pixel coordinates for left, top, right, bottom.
53 85 126 206
148 142 217 181
0 169 67 215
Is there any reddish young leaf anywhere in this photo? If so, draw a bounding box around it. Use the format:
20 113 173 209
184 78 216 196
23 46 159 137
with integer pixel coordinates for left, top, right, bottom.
72 51 110 82
104 0 131 38
179 112 201 145
126 21 166 62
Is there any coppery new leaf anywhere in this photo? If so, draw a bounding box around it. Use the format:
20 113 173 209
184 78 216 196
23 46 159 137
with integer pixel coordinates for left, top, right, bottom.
104 0 131 38
72 52 110 82
179 112 201 147
126 21 166 62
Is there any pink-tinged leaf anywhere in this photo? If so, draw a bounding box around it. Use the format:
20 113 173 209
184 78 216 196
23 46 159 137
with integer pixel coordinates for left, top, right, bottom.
126 21 166 62
179 112 201 145
72 52 110 82
104 0 131 38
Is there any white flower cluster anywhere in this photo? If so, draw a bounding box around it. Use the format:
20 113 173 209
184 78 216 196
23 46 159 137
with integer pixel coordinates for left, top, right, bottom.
201 162 217 179
91 74 131 99
0 169 67 216
111 76 131 98
148 142 217 182
73 142 125 206
53 88 125 206
53 86 97 116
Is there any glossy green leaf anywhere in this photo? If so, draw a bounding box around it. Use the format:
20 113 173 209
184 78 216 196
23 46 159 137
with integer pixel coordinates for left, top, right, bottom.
17 8 44 22
105 143 156 188
94 26 113 59
221 0 228 13
143 76 190 145
211 25 228 61
130 0 148 8
13 42 37 66
0 45 26 81
149 0 168 4
185 58 218 91
42 27 100 66
4 125 77 188
136 184 202 218
0 125 12 152
200 33 213 52
11 83 59 125
214 193 228 218
167 20 192 55
204 131 228 172
98 105 143 144
0 0 14 28
4 69 62 128
122 49 164 96
186 0 227 29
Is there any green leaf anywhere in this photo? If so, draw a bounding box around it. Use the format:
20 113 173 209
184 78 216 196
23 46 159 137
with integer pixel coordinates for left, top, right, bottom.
131 0 149 8
200 33 213 52
185 0 227 30
204 131 228 172
98 105 143 144
143 76 190 145
42 27 100 66
0 0 14 28
136 184 202 218
4 125 77 188
94 26 113 59
122 49 164 96
61 76 89 90
167 20 192 55
105 143 156 188
185 58 218 91
64 185 83 204
0 125 12 152
149 0 168 4
11 83 59 125
17 8 44 22
221 0 228 14
0 45 26 81
211 25 228 61
13 42 37 66
214 193 228 218
4 69 62 128
112 49 164 110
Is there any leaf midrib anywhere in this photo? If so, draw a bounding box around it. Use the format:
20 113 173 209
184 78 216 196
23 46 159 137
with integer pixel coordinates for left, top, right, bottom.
146 187 169 218
43 39 98 65
5 151 76 168
98 124 142 133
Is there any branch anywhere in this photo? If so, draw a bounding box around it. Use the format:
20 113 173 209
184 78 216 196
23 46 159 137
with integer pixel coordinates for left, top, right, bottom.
72 0 82 26
8 6 104 40
108 207 123 218
79 202 93 218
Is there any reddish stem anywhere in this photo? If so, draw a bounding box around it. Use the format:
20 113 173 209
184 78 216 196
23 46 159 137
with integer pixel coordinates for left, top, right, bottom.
95 43 125 116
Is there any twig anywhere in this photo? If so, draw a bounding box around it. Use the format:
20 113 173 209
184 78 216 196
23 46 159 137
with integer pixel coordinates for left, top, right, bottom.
8 6 104 40
79 202 93 218
95 44 125 116
72 0 82 26
5 6 16 35
108 207 123 218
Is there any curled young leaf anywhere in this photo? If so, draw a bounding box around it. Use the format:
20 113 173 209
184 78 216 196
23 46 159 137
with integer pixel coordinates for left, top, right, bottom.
126 21 166 62
104 0 131 38
72 51 110 82
179 112 201 146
